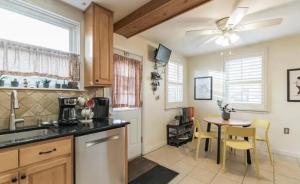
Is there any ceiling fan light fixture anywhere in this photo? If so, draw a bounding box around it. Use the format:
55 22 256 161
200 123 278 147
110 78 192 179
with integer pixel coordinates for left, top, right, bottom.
215 32 239 47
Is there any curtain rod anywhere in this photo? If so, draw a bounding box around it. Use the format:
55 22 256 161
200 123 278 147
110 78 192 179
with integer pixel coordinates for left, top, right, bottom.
114 48 143 60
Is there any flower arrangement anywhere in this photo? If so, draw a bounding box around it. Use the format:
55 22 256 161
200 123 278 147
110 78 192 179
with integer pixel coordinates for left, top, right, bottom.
217 100 235 120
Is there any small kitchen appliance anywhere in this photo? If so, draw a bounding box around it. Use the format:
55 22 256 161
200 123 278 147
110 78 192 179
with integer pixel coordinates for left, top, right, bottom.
92 97 110 119
58 97 80 125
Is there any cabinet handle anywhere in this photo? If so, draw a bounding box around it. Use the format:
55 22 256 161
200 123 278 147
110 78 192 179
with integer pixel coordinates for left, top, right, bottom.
95 79 99 83
20 175 27 180
11 177 18 183
39 148 56 155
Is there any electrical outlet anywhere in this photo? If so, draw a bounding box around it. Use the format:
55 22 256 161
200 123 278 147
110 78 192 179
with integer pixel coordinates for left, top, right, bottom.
284 128 290 134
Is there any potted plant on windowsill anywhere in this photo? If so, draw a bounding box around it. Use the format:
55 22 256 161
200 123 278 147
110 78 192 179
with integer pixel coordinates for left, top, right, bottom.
0 75 6 87
217 100 235 121
42 79 51 88
11 78 19 87
55 81 61 89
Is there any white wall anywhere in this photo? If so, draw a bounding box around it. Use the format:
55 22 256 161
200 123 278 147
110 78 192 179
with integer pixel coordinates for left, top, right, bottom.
188 34 300 157
114 34 188 154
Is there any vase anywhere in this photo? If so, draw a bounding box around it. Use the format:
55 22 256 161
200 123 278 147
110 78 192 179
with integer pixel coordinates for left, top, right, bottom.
222 111 230 121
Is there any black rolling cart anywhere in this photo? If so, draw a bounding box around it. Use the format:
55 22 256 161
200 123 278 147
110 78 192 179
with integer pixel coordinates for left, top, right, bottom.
167 120 194 147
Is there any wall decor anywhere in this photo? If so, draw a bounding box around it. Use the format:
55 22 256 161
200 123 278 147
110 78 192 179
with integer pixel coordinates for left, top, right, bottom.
194 76 213 100
287 68 300 102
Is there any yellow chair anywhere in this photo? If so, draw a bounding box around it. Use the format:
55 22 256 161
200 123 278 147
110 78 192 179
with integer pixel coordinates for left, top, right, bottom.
251 120 273 165
222 126 260 177
193 118 216 160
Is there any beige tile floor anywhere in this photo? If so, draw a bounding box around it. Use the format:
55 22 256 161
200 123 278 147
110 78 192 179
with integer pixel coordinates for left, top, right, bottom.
144 141 300 184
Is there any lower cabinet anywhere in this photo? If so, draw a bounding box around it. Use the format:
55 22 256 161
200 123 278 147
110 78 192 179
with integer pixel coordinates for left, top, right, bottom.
0 172 18 184
0 137 73 184
19 157 72 184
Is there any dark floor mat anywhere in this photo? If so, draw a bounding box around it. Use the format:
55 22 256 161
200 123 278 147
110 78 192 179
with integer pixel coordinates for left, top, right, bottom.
129 164 178 184
129 157 158 182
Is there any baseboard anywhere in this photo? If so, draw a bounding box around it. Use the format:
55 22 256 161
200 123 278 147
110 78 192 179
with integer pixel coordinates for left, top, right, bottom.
142 141 166 155
272 149 300 159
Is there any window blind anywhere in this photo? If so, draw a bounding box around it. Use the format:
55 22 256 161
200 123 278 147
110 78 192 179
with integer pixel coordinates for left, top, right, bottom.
167 62 183 104
224 55 266 110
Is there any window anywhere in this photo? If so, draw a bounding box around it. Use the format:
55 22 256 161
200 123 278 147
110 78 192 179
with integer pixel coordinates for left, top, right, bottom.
224 51 267 111
0 1 80 89
113 53 142 109
166 62 184 108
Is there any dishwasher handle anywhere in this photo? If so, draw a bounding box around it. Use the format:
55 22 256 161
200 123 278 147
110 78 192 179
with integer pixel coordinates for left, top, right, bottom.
85 135 120 148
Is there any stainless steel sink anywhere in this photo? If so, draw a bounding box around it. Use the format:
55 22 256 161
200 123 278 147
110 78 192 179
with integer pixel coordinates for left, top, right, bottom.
0 128 54 143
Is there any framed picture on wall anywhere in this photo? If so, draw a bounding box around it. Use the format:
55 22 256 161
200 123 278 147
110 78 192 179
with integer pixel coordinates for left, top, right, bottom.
287 68 300 102
194 76 213 100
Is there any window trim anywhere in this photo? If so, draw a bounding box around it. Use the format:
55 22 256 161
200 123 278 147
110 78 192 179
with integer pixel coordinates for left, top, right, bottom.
165 61 184 109
222 49 268 112
0 0 80 54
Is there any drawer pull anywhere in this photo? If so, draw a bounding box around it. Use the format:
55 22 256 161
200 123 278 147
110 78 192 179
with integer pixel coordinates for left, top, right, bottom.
20 175 26 180
11 177 18 183
39 148 57 155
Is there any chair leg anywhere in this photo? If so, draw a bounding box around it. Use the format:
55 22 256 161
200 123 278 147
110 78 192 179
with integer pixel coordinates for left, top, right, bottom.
195 138 201 160
266 140 273 165
222 144 227 172
209 139 213 152
244 150 248 166
253 148 260 177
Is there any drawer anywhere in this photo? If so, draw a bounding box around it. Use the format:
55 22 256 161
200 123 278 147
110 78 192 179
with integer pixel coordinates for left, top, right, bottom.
20 138 72 167
0 149 18 172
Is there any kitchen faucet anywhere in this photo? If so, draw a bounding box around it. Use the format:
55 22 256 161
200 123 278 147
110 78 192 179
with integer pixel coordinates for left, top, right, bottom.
10 90 24 130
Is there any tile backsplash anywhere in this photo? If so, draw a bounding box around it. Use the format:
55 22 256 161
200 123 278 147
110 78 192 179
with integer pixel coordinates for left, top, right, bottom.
0 89 103 129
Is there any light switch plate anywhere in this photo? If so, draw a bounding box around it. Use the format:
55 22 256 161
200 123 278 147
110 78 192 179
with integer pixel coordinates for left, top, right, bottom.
284 128 290 134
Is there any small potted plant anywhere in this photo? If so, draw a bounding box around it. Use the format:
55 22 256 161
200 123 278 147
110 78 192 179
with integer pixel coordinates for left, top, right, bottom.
36 81 40 88
0 75 6 87
42 79 51 88
217 100 235 120
62 80 68 89
55 81 61 89
11 78 19 87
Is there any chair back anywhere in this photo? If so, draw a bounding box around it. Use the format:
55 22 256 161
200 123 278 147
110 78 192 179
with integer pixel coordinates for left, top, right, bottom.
224 126 256 140
251 119 270 130
193 118 202 132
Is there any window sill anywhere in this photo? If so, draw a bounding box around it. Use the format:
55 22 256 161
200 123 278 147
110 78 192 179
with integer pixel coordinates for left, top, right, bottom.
0 87 86 92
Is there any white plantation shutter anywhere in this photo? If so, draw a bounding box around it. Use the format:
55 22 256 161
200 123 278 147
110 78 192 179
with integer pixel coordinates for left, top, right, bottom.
224 52 267 111
166 62 183 108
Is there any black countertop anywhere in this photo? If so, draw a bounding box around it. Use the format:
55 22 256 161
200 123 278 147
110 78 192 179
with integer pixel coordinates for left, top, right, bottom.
0 118 129 149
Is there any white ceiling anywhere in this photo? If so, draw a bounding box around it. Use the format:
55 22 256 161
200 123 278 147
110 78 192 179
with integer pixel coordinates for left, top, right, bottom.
140 0 300 57
62 0 300 57
61 0 151 22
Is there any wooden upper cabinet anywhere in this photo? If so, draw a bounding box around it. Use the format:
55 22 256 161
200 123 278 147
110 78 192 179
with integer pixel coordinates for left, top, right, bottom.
84 3 113 87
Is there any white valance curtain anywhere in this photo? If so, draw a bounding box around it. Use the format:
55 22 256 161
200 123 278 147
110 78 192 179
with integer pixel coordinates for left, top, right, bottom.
0 39 80 81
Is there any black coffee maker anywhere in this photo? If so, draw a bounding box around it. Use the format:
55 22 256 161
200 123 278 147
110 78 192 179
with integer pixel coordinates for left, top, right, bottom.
58 97 80 125
92 97 110 119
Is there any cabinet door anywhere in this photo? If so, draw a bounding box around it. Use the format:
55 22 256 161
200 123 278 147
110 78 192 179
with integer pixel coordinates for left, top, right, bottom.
19 157 72 184
94 5 113 85
0 172 18 184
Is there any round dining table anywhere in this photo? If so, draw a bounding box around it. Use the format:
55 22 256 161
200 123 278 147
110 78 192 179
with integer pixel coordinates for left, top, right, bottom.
203 117 252 164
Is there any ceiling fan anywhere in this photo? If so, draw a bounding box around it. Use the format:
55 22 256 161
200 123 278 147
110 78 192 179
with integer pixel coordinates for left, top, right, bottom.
186 7 283 47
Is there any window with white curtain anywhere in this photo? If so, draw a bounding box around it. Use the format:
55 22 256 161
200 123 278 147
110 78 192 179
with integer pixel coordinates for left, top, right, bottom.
0 1 80 89
166 62 184 108
224 51 267 111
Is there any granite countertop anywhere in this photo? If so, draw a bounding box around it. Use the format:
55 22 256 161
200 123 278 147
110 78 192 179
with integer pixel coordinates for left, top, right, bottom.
0 118 129 149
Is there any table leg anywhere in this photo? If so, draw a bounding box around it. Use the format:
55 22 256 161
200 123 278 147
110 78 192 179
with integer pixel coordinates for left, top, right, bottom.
205 123 211 152
217 125 221 164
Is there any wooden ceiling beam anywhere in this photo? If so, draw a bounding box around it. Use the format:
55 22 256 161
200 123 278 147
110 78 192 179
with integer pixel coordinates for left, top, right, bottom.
114 0 211 38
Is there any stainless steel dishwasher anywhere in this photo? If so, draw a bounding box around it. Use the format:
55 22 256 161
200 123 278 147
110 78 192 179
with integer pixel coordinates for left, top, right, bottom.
75 127 126 184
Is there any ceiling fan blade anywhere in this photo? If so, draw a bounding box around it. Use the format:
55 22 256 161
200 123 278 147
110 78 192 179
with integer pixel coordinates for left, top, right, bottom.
226 7 249 29
197 36 219 47
186 29 222 36
235 18 283 31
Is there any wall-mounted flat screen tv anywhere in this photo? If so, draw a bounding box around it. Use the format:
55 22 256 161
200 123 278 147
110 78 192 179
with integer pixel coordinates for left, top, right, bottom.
155 44 172 64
